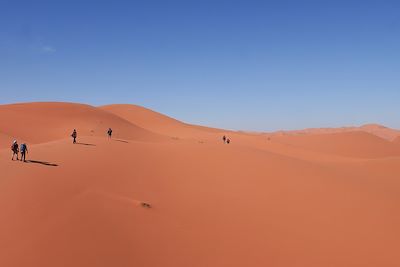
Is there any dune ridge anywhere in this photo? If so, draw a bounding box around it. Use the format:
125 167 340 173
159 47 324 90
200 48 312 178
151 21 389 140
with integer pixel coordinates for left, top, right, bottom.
271 123 400 141
0 102 163 146
100 104 223 140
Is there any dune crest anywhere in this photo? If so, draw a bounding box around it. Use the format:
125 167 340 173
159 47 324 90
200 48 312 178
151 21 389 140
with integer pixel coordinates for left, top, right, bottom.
100 104 222 139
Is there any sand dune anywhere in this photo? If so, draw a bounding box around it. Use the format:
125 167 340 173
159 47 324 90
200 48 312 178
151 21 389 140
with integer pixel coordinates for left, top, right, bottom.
394 136 400 143
0 132 13 150
1 102 400 267
0 102 162 147
100 104 223 140
272 123 400 141
271 131 400 159
359 123 400 140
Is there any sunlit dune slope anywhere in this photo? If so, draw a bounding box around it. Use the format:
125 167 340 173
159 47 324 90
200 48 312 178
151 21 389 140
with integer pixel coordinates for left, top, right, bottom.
1 136 400 267
359 123 400 141
100 104 222 139
1 102 400 267
394 136 400 144
272 123 400 141
271 131 400 159
0 132 13 149
0 102 163 147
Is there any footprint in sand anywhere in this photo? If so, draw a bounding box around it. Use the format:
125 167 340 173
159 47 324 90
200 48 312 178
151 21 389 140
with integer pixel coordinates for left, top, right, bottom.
95 191 152 209
141 202 151 208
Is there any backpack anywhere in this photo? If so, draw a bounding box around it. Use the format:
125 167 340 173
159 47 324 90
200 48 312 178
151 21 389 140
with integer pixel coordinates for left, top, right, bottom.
11 143 18 151
20 144 26 153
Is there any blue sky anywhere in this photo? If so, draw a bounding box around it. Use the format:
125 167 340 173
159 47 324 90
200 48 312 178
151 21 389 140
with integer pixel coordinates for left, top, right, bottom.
1 0 399 131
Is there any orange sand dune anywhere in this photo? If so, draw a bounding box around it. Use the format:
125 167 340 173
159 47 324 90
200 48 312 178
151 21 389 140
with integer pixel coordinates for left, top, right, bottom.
271 131 400 159
1 102 400 267
0 132 13 150
100 104 223 140
0 102 162 147
394 136 400 143
273 123 400 141
359 123 400 140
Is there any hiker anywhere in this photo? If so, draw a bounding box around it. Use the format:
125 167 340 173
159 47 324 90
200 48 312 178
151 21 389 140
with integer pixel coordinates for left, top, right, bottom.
71 129 77 144
107 128 113 139
20 143 28 162
222 135 226 144
11 140 19 160
227 138 231 144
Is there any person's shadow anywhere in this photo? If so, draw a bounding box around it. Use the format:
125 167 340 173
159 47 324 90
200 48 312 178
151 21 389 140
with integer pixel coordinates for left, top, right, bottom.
25 160 58 167
76 142 96 146
114 139 129 143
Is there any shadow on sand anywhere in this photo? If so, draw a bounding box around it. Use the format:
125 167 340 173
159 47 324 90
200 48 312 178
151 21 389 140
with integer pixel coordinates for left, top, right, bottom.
76 142 96 146
114 139 129 143
25 160 59 167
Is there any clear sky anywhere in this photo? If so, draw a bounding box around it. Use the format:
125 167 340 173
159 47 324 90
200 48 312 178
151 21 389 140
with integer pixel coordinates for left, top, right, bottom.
1 0 399 131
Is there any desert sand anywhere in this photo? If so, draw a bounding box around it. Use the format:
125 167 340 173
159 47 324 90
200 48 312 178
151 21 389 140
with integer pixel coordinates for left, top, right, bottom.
1 102 400 267
272 123 400 141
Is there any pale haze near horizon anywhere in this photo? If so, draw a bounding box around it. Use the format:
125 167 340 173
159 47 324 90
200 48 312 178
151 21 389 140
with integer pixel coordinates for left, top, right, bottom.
0 0 399 131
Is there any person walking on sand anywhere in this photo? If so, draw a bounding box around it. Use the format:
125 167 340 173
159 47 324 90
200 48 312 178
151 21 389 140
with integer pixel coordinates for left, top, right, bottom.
20 143 28 162
107 128 113 139
227 138 231 144
222 135 226 144
71 129 77 144
11 140 19 161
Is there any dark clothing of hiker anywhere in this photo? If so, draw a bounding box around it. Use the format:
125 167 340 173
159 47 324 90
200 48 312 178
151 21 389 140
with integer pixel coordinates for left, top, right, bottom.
71 130 77 144
222 135 226 144
11 141 19 160
20 143 28 162
107 128 112 139
227 139 230 144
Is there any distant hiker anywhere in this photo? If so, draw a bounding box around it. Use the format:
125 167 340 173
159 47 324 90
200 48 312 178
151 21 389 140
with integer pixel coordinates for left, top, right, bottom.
11 140 19 160
107 128 113 139
227 138 231 144
71 129 77 144
20 143 28 162
222 135 226 144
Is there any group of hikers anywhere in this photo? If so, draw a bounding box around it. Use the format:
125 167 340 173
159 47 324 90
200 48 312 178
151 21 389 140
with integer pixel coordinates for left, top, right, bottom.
11 140 28 162
222 135 231 144
10 128 113 162
12 128 230 162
